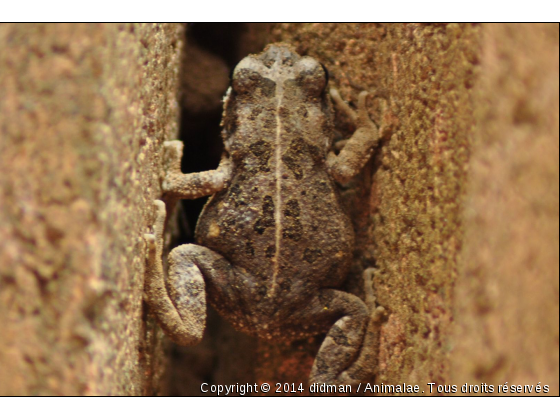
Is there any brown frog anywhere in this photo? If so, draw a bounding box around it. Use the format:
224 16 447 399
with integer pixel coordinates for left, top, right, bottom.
145 43 390 384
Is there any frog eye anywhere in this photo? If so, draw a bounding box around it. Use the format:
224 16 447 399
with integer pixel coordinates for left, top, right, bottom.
231 67 277 98
231 68 262 95
296 59 328 97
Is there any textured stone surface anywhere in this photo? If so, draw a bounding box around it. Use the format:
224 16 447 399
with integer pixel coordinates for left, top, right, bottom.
451 23 559 395
0 23 183 395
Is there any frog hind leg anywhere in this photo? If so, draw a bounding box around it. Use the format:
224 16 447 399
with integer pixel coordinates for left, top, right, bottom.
300 288 381 385
144 201 224 346
144 200 205 346
340 268 386 383
145 199 248 346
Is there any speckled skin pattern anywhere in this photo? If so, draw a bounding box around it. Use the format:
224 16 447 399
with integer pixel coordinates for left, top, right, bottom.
145 44 388 384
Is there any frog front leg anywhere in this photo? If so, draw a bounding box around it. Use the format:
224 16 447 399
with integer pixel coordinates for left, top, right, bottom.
162 140 231 199
327 90 392 184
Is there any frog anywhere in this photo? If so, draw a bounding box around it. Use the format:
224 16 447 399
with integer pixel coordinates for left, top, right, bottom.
144 43 390 385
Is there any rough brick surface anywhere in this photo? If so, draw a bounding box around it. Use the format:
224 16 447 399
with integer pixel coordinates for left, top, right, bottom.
0 23 183 395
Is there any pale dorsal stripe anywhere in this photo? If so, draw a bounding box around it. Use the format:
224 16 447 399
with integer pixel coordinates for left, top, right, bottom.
270 62 283 297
